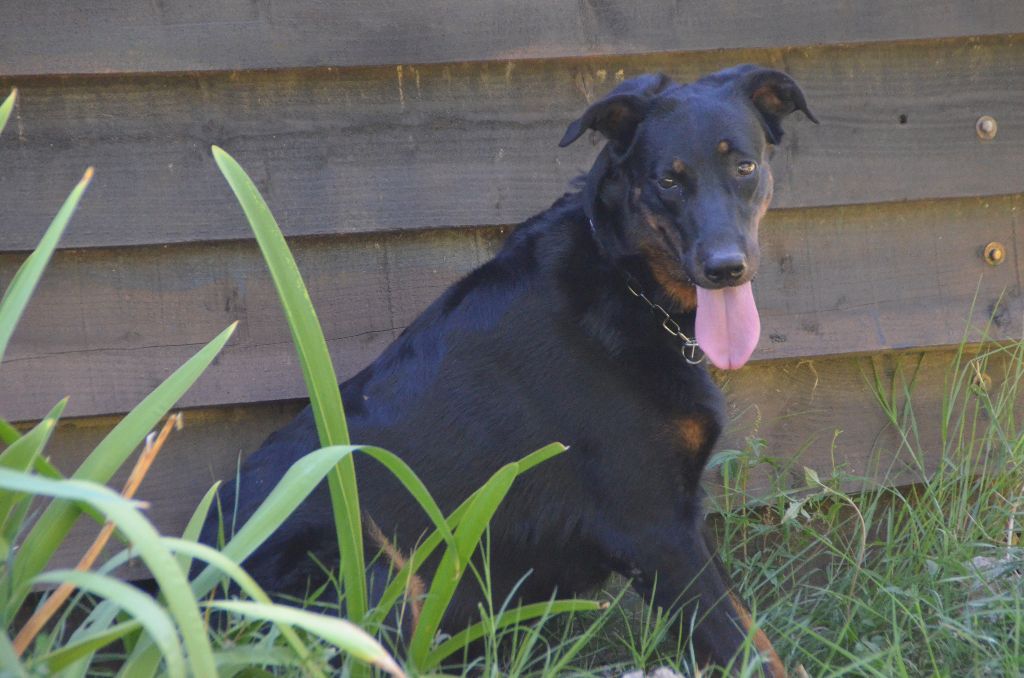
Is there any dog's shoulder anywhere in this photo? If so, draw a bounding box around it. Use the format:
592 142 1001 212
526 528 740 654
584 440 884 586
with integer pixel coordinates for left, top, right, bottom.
337 191 590 416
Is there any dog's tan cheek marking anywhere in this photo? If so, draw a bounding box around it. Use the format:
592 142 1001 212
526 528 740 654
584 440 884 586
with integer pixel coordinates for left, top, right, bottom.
753 169 774 224
655 270 698 311
643 246 698 312
728 591 787 678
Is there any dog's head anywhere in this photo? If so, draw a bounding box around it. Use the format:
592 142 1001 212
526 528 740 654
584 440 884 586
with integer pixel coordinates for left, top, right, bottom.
561 65 816 370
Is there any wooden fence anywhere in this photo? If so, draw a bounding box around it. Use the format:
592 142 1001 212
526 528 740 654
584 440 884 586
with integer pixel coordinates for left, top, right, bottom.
1 1 1022 571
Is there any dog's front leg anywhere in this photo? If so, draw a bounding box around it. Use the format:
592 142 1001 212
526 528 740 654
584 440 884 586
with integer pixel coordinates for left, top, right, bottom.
606 514 786 677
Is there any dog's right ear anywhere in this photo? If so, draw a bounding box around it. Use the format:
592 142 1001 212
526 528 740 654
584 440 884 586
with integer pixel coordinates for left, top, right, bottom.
559 73 672 150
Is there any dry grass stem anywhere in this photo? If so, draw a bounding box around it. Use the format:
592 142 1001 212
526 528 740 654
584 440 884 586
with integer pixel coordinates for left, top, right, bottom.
13 413 183 655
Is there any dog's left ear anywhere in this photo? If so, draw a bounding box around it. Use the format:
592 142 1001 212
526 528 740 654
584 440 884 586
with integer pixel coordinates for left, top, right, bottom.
559 73 673 151
733 66 819 144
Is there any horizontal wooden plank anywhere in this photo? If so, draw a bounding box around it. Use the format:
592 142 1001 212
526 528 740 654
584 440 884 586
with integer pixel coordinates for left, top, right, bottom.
1 195 1020 422
2 36 1023 251
2 1 1021 77
713 348 1001 499
42 347 991 574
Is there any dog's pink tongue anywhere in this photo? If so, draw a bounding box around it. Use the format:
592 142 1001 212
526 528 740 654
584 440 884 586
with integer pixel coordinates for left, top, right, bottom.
695 283 760 370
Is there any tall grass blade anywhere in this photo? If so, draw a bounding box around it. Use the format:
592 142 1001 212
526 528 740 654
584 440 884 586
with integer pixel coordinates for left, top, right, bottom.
426 599 604 666
0 470 217 675
211 145 366 622
207 601 405 678
0 418 20 445
116 642 162 678
0 399 66 560
4 323 236 623
0 167 93 365
0 399 65 472
34 571 183 678
175 480 220 575
0 629 28 678
0 89 15 137
30 620 139 674
409 462 518 667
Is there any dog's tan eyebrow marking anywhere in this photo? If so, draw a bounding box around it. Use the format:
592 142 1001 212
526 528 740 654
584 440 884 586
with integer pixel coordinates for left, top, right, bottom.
716 140 731 154
671 158 686 173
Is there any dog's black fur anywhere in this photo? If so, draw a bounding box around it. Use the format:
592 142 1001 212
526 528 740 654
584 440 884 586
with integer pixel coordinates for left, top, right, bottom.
200 65 815 675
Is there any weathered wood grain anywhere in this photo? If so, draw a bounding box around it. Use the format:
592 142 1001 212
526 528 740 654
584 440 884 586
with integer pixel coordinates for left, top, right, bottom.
2 196 1020 422
2 0 1021 77
0 227 504 421
42 347 994 573
713 347 1008 499
1 36 1022 251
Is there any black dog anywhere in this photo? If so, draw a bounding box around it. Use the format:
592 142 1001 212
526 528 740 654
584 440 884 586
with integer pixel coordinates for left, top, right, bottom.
202 64 815 675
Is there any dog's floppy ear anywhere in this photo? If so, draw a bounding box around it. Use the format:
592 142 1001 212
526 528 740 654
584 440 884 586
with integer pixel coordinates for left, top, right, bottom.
559 73 672 150
728 65 818 144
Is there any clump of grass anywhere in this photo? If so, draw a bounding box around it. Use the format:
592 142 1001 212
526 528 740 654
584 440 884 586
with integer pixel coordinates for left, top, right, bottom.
708 337 1024 676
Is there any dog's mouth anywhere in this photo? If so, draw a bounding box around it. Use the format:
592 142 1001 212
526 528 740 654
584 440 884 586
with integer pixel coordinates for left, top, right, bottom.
644 240 761 370
694 282 760 371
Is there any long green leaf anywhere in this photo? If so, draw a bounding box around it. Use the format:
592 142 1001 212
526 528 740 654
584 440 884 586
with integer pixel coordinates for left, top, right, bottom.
0 401 64 470
0 628 28 678
409 462 519 667
33 571 183 678
5 322 236 623
0 471 217 676
31 620 140 674
0 400 65 475
0 88 15 137
175 480 220 576
210 145 351 452
0 399 66 559
207 601 405 678
426 599 605 666
0 167 92 365
212 145 366 623
368 443 567 629
0 417 20 445
116 641 162 678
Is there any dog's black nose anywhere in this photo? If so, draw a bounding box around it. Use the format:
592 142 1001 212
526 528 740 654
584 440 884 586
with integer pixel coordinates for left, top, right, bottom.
703 253 748 285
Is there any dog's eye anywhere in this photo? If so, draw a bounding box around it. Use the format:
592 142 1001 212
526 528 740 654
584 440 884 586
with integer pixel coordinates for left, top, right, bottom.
737 160 757 176
657 177 678 189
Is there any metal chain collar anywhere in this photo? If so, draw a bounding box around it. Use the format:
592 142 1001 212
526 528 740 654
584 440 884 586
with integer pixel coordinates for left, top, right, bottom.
587 218 704 365
624 277 705 365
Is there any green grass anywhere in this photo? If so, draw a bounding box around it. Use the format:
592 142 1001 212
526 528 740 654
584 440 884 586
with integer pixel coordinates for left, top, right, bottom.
702 338 1024 677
